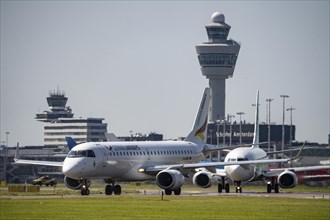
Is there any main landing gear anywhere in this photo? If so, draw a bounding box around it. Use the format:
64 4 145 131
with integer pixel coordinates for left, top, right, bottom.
105 184 122 195
164 188 181 195
267 177 279 193
217 177 230 193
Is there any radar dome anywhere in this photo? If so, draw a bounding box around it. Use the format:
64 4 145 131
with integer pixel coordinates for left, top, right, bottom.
211 12 225 23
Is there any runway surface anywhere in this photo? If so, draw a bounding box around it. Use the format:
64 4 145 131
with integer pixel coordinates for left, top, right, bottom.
1 189 329 200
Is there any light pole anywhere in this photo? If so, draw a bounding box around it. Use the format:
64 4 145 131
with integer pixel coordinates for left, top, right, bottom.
222 120 226 146
216 120 221 161
216 120 221 147
266 98 274 153
236 112 245 145
209 121 214 146
227 114 235 147
286 106 296 149
280 95 289 158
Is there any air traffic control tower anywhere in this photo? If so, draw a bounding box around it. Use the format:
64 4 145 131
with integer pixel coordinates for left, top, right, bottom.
196 12 240 122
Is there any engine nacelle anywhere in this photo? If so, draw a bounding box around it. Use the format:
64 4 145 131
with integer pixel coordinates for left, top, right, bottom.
64 176 91 190
156 169 184 190
277 171 297 188
193 171 213 188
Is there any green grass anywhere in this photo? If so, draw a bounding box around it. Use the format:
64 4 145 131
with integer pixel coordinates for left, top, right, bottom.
1 196 330 220
1 183 329 196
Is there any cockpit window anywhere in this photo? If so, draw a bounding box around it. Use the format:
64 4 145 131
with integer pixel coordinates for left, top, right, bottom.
67 150 96 158
87 150 95 157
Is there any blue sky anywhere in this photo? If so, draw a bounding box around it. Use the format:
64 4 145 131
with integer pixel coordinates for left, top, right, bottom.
1 1 329 146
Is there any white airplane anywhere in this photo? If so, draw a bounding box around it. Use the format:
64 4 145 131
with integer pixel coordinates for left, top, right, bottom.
14 88 320 196
212 90 330 193
15 88 213 195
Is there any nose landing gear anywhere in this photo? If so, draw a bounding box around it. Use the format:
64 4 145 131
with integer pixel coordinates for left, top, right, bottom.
80 180 91 196
234 181 242 193
81 188 90 196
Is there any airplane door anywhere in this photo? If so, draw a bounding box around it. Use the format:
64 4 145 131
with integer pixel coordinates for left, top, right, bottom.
146 149 151 160
96 145 108 168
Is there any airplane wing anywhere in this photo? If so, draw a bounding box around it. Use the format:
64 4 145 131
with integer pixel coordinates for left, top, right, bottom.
13 146 63 167
261 165 330 177
145 144 306 173
203 142 268 154
266 146 321 156
14 158 63 167
144 158 291 173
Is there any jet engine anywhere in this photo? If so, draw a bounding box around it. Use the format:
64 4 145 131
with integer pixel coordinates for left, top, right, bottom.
64 176 91 190
192 171 212 188
277 171 297 188
156 170 184 190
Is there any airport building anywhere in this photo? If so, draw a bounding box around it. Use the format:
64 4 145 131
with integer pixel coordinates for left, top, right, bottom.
36 89 107 146
196 12 240 122
207 122 295 147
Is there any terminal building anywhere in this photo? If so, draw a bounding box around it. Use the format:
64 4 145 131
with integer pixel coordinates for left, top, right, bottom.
207 121 295 147
36 88 107 146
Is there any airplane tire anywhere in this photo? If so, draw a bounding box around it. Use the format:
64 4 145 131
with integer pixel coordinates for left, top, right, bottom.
114 185 121 195
225 183 230 193
173 188 181 195
274 183 279 193
218 184 223 193
267 184 272 193
81 189 90 196
105 185 113 195
165 189 172 195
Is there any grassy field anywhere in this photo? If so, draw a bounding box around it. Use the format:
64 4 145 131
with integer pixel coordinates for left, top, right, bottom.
1 195 330 220
1 184 329 219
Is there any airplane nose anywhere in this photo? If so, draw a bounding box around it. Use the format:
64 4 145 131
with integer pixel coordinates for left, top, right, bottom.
226 165 242 180
62 159 81 178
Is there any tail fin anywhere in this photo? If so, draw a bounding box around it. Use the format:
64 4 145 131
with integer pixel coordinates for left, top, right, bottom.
65 137 77 150
184 88 210 144
252 90 260 147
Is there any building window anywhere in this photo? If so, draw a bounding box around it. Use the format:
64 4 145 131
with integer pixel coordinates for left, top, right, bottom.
198 53 237 67
206 27 229 40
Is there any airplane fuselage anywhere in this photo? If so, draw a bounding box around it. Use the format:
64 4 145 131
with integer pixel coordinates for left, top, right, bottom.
62 141 204 182
224 147 267 182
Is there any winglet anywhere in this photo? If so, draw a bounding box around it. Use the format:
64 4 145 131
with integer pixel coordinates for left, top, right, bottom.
252 90 260 148
289 142 306 161
184 88 210 144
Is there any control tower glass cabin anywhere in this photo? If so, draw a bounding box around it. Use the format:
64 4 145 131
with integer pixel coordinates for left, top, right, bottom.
35 89 74 122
